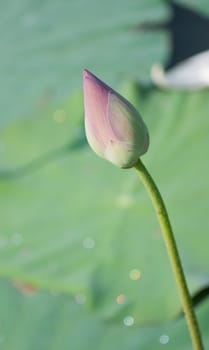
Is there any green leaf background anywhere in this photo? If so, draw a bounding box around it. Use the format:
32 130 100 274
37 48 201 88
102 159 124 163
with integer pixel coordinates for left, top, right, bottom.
0 0 168 127
0 279 209 350
1 0 209 348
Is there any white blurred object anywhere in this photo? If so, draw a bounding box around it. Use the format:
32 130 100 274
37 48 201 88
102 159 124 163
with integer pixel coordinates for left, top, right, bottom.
151 50 209 89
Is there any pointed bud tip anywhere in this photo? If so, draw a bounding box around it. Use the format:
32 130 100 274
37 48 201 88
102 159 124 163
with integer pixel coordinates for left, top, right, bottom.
83 69 108 89
83 69 97 81
83 69 90 78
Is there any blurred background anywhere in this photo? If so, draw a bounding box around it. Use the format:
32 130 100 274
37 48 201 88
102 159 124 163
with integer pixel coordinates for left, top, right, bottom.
1 0 209 349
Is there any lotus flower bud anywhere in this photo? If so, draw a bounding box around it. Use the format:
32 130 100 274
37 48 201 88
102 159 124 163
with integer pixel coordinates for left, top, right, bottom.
83 69 149 168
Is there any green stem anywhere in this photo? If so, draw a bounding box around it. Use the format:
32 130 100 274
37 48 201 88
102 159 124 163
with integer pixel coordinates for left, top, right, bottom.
134 158 204 350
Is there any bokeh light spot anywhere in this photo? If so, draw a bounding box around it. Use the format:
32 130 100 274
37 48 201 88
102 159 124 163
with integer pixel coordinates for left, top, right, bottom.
75 294 87 304
116 294 126 304
116 194 134 208
129 269 141 281
53 109 67 123
159 334 170 345
83 237 95 249
123 316 134 326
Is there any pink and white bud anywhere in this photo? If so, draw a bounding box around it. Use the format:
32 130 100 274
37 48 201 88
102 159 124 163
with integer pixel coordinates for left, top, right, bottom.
83 69 149 168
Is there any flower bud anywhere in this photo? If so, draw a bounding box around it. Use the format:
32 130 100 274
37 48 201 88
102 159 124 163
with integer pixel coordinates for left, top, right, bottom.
83 69 149 168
